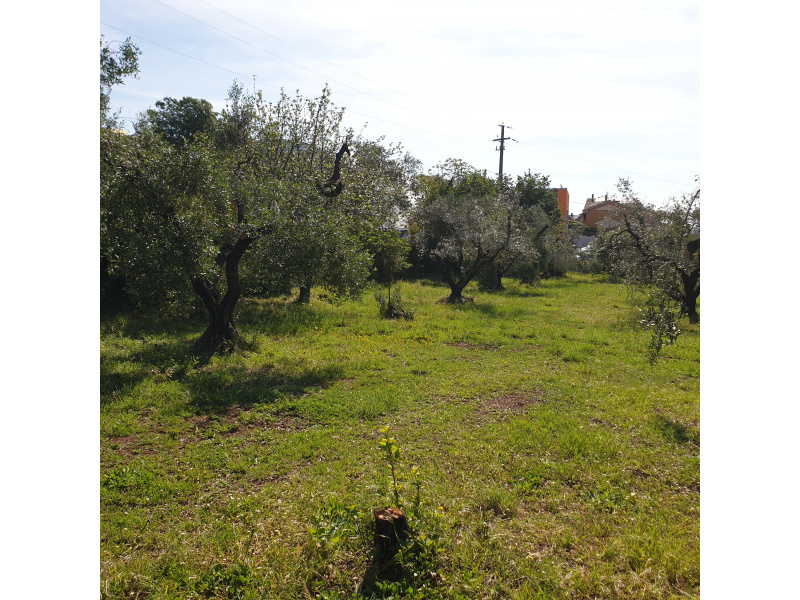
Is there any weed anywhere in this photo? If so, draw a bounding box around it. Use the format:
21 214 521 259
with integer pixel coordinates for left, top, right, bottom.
378 426 414 508
638 293 682 363
309 497 365 549
584 486 630 514
375 286 414 320
101 465 153 491
194 561 252 598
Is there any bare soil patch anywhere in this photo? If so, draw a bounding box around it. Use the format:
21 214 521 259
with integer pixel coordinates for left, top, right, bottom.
475 391 544 418
189 406 311 438
103 433 160 458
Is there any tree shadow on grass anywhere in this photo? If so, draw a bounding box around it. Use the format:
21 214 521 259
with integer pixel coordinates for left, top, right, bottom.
185 360 347 415
101 332 346 423
100 309 206 341
458 301 499 317
653 414 700 446
101 301 329 399
500 285 547 298
100 337 199 401
101 337 347 416
236 299 324 337
447 299 533 319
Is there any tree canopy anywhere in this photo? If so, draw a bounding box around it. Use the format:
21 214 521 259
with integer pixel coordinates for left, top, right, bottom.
410 161 551 302
605 178 700 322
142 97 217 149
100 37 698 354
515 170 560 223
100 35 141 125
101 72 419 351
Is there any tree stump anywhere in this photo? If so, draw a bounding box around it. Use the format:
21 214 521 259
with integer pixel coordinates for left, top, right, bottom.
373 507 409 556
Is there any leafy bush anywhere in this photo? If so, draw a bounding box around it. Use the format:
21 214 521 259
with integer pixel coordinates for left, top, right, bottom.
638 293 682 363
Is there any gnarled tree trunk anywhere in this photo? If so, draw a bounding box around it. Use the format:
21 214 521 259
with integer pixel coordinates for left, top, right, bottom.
192 235 253 353
440 247 504 303
681 267 700 323
190 141 349 353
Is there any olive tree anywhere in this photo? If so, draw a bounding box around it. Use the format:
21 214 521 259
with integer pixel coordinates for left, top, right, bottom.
100 35 141 125
606 179 700 323
102 80 419 351
412 186 540 303
240 91 421 304
101 123 282 351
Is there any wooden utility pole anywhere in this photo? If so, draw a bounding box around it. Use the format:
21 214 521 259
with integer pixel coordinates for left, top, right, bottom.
494 123 513 186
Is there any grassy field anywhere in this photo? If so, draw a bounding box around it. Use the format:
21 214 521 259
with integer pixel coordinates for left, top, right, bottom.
100 274 699 599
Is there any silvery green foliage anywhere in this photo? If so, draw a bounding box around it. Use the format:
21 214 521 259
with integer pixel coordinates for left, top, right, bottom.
412 189 545 301
607 178 700 322
102 82 420 320
100 35 140 124
101 126 237 312
639 293 682 363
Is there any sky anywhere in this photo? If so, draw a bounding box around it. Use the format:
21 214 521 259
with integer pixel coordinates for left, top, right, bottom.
100 0 700 214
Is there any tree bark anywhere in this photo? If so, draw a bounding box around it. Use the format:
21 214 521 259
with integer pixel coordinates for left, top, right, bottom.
373 507 409 556
447 282 468 303
187 139 349 354
441 261 470 303
681 267 700 323
192 234 253 353
441 246 504 303
297 285 312 304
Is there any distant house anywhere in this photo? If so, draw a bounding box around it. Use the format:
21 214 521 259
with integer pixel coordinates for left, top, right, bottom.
574 194 623 230
550 187 570 220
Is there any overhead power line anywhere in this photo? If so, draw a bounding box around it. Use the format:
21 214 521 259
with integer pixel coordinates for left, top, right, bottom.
514 140 693 187
100 22 281 90
100 21 695 188
101 22 489 143
346 109 488 142
191 0 422 104
186 0 693 174
148 0 696 180
151 0 469 131
184 0 493 136
524 132 697 174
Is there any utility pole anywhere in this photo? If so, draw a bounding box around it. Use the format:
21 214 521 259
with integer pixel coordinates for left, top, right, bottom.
494 123 514 187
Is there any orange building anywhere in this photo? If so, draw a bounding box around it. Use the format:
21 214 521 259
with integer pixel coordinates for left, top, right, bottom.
576 194 623 230
551 187 570 219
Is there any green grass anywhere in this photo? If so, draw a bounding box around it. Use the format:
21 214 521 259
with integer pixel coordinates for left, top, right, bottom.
100 274 699 599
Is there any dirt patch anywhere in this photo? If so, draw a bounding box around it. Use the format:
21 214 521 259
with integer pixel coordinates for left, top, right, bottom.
190 407 311 438
103 434 160 458
476 391 544 417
